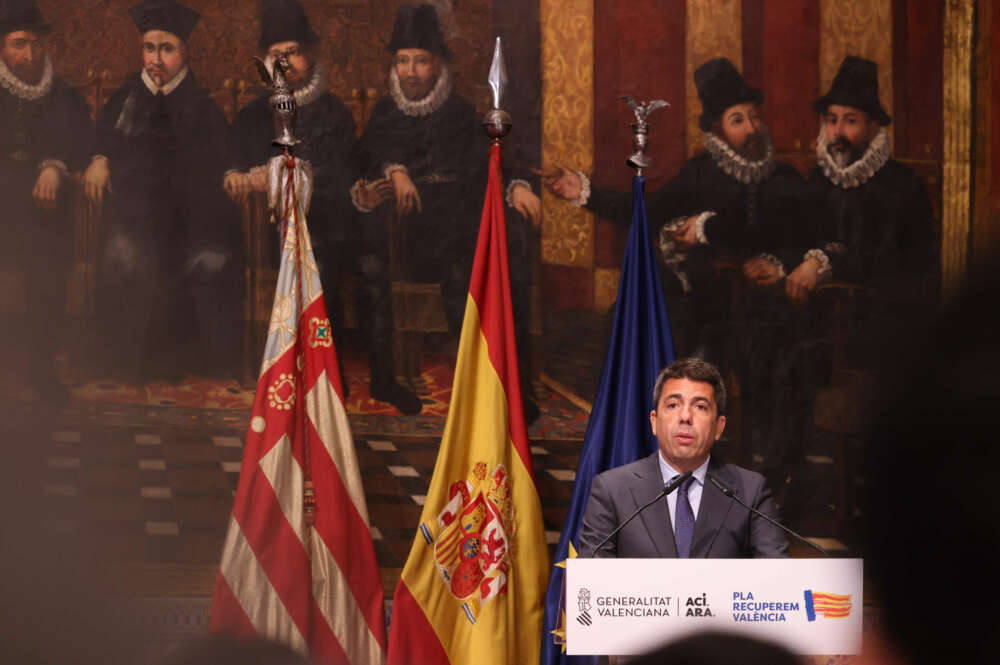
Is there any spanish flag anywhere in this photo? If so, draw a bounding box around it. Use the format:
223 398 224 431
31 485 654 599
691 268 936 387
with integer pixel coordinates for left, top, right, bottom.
386 143 550 665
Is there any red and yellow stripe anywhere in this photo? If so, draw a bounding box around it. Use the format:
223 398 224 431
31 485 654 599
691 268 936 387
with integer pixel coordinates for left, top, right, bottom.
387 144 550 665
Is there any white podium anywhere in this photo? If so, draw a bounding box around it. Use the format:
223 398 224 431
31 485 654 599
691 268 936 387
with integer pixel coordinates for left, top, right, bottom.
565 558 863 656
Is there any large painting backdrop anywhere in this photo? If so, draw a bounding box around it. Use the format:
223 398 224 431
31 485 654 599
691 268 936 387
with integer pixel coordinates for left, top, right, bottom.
11 0 984 549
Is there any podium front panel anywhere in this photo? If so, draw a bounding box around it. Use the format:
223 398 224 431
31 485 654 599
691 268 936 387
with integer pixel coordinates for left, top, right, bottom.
565 558 863 656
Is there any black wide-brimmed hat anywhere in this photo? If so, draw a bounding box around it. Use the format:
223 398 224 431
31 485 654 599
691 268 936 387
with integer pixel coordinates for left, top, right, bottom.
0 0 51 36
814 55 891 126
258 0 318 50
387 4 451 60
694 57 763 132
129 0 200 41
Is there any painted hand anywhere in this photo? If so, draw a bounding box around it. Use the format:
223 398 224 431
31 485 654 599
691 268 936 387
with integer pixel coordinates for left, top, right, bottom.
356 177 394 210
32 166 61 211
535 165 582 200
224 171 253 202
390 170 421 215
83 157 111 206
742 257 783 286
785 257 822 306
511 184 542 226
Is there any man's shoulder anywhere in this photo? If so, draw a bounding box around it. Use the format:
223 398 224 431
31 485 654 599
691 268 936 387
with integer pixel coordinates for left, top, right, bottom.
594 453 657 485
176 71 215 101
308 92 355 122
441 92 476 115
108 72 143 97
771 160 805 180
878 157 924 187
101 73 143 112
710 458 767 490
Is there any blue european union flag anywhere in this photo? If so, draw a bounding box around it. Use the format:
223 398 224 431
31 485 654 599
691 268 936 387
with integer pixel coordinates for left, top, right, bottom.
540 176 674 664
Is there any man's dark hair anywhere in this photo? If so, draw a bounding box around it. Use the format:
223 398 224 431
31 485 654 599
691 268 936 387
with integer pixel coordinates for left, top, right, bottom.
652 357 726 415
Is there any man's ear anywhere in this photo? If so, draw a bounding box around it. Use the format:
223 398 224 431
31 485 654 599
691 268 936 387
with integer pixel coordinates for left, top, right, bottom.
714 415 727 441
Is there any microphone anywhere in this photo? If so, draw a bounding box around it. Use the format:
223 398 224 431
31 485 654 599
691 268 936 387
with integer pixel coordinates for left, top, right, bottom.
590 471 693 556
707 474 830 557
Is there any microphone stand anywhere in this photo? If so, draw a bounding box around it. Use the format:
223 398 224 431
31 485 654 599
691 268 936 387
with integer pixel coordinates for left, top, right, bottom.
707 474 830 557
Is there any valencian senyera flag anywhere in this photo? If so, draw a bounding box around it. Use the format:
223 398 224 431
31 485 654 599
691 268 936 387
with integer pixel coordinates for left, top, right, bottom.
386 142 550 665
541 175 675 665
209 153 386 665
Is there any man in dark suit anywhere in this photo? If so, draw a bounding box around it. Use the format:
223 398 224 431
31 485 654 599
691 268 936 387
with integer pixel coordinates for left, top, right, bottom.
577 357 788 558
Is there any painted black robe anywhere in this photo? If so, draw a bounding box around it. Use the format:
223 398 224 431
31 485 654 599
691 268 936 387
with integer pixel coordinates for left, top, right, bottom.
95 71 242 379
359 91 533 337
587 152 811 363
1 69 92 384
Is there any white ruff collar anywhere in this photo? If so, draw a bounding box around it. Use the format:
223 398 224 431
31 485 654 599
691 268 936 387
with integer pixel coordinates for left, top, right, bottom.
389 64 452 117
262 56 327 107
141 66 188 95
703 130 776 185
816 126 891 189
0 55 53 101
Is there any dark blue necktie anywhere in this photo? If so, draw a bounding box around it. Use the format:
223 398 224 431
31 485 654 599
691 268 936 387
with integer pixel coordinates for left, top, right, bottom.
674 475 697 558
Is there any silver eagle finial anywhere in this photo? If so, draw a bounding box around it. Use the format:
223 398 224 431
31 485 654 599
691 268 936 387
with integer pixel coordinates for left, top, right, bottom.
254 54 301 149
621 96 670 173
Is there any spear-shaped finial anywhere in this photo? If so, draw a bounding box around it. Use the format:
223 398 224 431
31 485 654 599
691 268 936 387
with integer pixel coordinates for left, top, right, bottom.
483 37 512 142
488 36 508 109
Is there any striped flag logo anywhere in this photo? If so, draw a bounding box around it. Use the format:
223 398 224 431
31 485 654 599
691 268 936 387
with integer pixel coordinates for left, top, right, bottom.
804 589 852 621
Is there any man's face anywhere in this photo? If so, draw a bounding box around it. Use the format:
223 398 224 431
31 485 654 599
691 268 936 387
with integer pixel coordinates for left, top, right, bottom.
824 104 881 168
141 30 186 87
267 40 311 90
394 48 440 101
718 102 766 160
649 377 726 473
1 30 45 84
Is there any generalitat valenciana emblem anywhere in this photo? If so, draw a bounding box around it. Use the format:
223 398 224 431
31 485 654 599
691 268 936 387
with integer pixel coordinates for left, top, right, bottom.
418 461 514 624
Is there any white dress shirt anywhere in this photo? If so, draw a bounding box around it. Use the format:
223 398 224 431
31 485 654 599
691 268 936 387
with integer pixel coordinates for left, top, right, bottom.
657 453 710 534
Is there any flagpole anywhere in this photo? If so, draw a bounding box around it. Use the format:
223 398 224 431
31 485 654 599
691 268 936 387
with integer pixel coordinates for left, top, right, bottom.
541 94 673 665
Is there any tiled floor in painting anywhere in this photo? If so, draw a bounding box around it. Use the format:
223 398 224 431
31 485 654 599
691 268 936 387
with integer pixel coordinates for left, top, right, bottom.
33 405 593 594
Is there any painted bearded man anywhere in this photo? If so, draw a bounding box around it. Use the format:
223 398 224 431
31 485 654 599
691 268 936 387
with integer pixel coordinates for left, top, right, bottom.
543 57 811 363
0 0 92 402
83 0 242 382
798 56 936 306
357 3 541 420
225 0 421 415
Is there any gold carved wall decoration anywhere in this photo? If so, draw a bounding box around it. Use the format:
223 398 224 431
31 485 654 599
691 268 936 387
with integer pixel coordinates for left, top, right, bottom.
540 0 594 268
819 0 894 145
685 0 742 157
941 0 974 301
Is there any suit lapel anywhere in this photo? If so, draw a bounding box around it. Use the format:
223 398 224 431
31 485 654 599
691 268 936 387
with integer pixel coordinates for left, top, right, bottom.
628 452 677 558
691 457 736 558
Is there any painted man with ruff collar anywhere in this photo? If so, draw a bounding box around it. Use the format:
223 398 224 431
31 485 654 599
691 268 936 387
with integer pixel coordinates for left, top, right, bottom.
544 58 810 362
358 4 540 337
0 0 92 400
225 0 422 415
801 56 936 302
83 0 242 382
